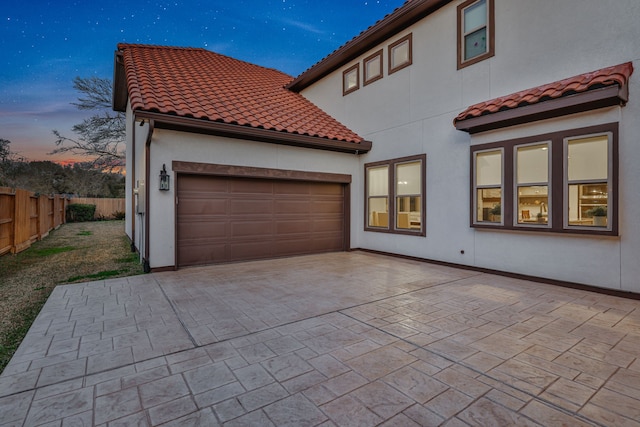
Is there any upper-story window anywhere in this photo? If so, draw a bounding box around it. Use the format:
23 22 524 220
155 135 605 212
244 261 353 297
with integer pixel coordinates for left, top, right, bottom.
342 34 413 95
364 50 383 86
457 0 494 69
343 63 360 96
388 33 412 74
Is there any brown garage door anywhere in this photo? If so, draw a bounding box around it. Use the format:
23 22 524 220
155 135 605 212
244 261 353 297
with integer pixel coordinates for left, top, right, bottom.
177 174 346 267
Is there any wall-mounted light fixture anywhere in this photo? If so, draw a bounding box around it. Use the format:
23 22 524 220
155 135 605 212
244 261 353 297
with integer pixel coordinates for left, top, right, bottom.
159 164 170 191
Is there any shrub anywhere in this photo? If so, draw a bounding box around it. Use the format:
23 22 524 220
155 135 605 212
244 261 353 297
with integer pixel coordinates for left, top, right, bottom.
112 210 126 220
66 204 96 222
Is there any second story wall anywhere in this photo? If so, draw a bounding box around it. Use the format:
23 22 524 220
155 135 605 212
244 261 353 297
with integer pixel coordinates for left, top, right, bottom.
302 0 640 144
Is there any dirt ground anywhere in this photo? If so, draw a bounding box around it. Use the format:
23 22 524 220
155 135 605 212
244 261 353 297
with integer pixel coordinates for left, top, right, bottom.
0 220 144 371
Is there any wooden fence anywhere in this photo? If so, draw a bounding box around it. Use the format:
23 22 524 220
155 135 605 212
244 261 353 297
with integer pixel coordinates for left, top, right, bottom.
69 198 125 219
0 187 68 256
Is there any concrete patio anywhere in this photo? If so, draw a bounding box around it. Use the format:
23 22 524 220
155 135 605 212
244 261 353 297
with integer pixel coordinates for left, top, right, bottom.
1 251 639 426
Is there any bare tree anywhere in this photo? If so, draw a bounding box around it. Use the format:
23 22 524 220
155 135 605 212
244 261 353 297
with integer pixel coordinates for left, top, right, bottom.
0 139 10 162
51 77 125 171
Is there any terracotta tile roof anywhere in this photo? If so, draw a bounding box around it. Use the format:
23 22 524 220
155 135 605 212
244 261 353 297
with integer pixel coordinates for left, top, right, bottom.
117 44 364 144
454 62 634 124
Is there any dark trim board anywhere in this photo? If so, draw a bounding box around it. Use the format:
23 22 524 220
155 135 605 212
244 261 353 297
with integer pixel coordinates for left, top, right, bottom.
136 112 372 155
172 161 352 184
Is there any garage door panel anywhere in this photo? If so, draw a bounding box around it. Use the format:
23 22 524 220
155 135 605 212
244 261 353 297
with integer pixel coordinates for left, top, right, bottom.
276 219 312 234
178 176 228 192
230 221 274 237
313 183 344 195
274 181 311 195
275 200 312 214
272 239 314 256
179 242 227 266
178 174 346 267
178 220 226 239
312 218 344 232
181 199 228 215
312 234 344 250
230 199 273 215
230 179 273 194
312 200 344 214
228 241 274 261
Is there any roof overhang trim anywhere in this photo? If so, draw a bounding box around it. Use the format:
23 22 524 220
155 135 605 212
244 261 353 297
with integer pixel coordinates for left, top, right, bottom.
134 111 372 154
455 84 629 134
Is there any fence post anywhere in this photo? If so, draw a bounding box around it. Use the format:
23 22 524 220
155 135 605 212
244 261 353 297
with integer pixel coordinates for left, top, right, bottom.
12 189 32 253
0 188 14 256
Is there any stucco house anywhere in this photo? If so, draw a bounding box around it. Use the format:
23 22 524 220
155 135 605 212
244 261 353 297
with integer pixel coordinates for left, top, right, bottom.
113 0 640 294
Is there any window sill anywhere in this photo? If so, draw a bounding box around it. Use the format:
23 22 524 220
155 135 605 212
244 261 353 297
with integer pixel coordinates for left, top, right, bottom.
471 223 618 237
365 227 426 237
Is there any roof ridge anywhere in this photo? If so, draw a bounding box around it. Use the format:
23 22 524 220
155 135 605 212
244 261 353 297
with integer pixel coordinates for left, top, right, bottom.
117 43 206 52
117 43 293 79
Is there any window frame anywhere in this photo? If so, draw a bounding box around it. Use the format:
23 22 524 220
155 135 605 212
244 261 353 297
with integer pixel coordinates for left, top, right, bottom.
563 132 615 231
388 33 413 75
342 63 360 96
363 49 384 86
365 154 426 236
514 141 552 229
470 123 618 236
457 0 495 70
473 147 504 225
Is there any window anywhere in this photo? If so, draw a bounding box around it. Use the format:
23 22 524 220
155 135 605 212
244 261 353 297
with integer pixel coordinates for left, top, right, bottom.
471 123 617 235
457 0 494 69
565 135 612 229
388 34 412 74
367 165 389 228
343 63 359 95
364 50 383 86
516 143 550 226
366 154 426 235
474 149 502 224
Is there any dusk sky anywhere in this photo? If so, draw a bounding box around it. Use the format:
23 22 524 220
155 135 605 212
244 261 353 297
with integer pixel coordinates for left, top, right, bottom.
1 1 405 163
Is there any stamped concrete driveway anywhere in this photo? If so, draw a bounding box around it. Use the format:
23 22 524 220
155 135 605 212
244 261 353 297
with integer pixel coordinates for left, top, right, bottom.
1 252 640 426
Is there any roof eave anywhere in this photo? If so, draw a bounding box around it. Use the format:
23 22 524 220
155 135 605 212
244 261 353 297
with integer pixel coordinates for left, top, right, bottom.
286 0 453 92
454 85 628 134
134 111 372 154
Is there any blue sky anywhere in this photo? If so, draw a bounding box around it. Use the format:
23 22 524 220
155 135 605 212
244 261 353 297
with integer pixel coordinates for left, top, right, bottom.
1 0 405 163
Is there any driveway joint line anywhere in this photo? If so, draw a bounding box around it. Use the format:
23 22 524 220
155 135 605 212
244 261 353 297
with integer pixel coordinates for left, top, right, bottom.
156 280 199 348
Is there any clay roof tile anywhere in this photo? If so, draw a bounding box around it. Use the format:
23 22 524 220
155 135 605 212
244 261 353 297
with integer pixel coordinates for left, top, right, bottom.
117 44 364 144
455 62 634 123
